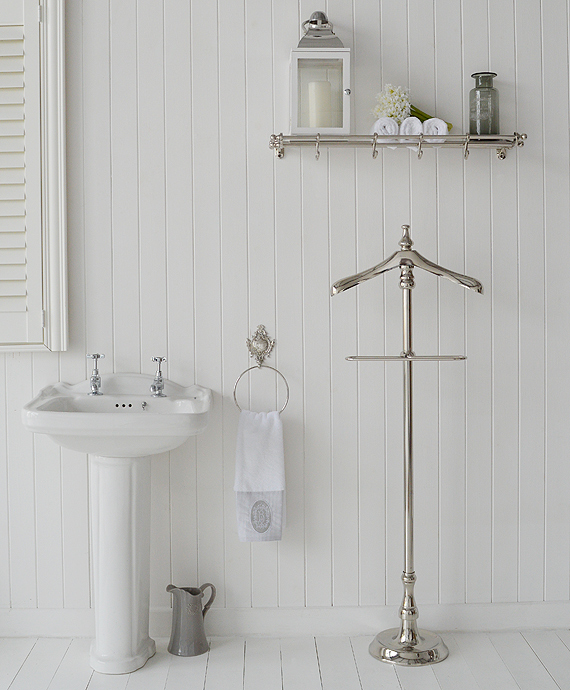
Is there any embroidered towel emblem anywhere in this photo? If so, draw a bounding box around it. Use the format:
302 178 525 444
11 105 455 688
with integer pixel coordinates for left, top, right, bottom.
251 500 272 533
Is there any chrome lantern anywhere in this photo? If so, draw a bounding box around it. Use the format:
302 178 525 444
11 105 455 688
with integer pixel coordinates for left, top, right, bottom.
290 12 351 134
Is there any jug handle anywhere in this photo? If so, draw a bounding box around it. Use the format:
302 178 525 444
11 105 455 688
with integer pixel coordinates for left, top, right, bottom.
199 582 216 618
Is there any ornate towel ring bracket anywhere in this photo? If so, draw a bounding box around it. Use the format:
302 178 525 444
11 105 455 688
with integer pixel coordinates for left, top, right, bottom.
233 325 290 413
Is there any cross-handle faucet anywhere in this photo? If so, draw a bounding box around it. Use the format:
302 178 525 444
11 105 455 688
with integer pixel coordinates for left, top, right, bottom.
87 353 105 395
150 357 167 397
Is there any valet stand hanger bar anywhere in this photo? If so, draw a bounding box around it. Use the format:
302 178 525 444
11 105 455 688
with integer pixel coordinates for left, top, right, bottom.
270 132 527 160
332 225 483 667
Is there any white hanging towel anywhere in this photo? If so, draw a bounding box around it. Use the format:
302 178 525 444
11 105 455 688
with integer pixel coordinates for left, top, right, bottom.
234 410 286 542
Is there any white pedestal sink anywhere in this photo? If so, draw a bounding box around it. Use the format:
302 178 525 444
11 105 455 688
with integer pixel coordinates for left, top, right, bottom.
22 373 212 674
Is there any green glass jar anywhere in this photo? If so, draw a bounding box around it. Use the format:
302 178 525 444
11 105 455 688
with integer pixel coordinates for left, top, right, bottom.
469 72 499 135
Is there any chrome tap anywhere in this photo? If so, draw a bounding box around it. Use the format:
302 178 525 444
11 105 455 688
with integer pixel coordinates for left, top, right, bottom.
150 357 167 397
87 353 105 395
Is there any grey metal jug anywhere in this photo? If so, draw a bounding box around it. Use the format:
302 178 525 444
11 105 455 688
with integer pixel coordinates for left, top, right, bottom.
166 583 216 657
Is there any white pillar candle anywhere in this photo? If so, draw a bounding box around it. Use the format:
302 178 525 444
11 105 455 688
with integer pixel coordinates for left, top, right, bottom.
308 80 332 128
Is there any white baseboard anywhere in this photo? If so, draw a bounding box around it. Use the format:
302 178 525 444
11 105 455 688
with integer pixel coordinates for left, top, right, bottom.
0 602 568 638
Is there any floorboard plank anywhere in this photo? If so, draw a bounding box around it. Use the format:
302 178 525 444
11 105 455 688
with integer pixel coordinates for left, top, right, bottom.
163 644 209 690
349 636 401 690
280 637 322 690
0 638 37 690
315 637 361 690
523 631 570 690
244 638 282 690
203 637 245 690
122 640 171 690
394 665 441 690
453 632 520 690
47 638 93 690
86 670 130 690
8 638 72 690
490 632 560 690
555 629 570 651
430 634 479 690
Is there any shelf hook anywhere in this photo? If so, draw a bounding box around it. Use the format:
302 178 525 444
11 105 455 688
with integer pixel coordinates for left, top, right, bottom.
463 134 470 160
315 133 321 160
417 133 424 160
372 133 379 159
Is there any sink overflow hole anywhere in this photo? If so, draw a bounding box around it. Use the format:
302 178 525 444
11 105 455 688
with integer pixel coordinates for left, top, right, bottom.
115 403 134 408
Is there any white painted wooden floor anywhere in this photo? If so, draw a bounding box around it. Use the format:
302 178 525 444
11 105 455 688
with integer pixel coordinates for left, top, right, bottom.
2 631 570 689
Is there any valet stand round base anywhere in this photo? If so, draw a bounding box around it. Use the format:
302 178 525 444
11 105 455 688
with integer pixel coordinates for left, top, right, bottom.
369 628 449 667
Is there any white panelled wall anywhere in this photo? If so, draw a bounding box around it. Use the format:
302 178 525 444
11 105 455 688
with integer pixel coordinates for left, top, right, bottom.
1 0 568 636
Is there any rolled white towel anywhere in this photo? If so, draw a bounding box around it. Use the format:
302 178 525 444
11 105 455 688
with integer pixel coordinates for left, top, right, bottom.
399 116 423 136
371 117 399 136
423 117 447 143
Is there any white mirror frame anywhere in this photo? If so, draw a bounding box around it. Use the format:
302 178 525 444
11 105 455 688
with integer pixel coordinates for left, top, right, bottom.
0 0 68 352
41 0 67 352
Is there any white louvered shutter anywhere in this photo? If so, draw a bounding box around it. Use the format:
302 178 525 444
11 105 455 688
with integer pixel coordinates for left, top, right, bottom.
0 0 44 345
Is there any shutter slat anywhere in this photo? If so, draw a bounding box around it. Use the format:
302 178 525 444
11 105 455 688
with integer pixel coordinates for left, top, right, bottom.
0 215 24 232
0 27 24 41
0 231 24 248
0 297 27 314
0 121 24 136
0 199 24 215
0 151 24 167
0 104 24 120
0 183 24 200
0 73 23 88
0 0 24 27
0 280 26 296
0 247 25 264
0 88 23 105
0 56 23 73
0 40 23 57
0 168 23 183
0 263 24 279
0 135 24 152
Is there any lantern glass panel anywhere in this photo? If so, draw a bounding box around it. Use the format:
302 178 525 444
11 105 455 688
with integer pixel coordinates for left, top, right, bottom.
297 58 343 129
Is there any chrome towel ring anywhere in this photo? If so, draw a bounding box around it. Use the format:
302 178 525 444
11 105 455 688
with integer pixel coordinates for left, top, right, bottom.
233 325 290 413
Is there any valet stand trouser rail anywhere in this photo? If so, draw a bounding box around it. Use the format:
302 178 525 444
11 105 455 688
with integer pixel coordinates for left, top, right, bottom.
331 225 483 667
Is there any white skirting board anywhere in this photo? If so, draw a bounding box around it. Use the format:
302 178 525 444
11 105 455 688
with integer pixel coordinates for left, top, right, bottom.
0 602 568 638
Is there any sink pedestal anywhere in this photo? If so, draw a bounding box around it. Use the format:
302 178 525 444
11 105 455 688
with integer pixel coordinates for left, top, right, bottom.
89 455 156 674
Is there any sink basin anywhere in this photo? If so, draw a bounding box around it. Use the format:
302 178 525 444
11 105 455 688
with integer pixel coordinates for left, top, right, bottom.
22 373 211 457
22 372 212 675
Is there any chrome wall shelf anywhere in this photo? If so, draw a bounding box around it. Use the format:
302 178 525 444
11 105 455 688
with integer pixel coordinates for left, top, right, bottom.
269 132 527 160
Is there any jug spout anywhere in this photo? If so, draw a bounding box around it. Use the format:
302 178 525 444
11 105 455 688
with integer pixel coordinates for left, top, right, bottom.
166 583 216 657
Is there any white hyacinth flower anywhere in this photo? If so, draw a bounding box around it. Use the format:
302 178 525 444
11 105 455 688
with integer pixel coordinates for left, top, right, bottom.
372 84 411 125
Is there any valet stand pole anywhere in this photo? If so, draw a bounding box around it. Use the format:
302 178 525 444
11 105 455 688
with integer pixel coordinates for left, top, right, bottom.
368 261 449 666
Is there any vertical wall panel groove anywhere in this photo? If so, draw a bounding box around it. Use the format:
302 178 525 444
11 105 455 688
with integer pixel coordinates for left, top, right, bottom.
0 0 565 624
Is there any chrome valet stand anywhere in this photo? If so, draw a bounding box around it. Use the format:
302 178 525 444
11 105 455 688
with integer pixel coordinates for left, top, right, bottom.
332 225 483 666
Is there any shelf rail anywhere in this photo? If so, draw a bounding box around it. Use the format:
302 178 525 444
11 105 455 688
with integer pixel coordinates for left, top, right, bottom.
269 132 527 160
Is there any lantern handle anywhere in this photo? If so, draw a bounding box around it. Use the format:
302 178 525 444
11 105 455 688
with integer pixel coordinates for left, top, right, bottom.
301 12 333 35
